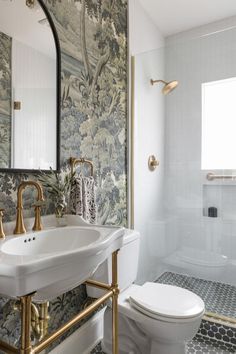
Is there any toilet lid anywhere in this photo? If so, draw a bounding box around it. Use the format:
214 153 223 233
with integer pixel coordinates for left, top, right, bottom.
129 282 205 320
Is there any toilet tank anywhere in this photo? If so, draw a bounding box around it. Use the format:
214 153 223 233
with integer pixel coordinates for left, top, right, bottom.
86 229 140 298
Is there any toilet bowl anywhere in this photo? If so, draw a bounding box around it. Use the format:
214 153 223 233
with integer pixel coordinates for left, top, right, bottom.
87 229 205 354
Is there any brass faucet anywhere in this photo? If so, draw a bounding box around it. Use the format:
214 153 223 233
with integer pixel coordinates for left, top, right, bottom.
14 181 45 235
0 209 5 239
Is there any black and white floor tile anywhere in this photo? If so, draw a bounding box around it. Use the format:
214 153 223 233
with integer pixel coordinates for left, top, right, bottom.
90 342 103 353
91 337 236 353
188 334 236 353
198 319 236 347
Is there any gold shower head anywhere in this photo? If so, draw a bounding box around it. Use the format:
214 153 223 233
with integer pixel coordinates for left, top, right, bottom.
150 79 179 95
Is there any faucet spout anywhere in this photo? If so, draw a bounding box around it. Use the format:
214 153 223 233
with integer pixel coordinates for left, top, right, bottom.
14 181 45 235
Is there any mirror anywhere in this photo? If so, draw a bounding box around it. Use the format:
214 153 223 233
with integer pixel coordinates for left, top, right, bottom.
0 0 60 172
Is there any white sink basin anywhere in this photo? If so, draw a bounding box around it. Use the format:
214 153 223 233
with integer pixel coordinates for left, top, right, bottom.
0 215 124 302
2 227 101 256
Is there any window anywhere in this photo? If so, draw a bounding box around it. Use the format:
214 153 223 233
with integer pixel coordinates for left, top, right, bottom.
201 77 236 170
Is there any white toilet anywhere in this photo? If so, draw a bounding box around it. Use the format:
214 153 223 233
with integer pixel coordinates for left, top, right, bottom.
86 229 205 354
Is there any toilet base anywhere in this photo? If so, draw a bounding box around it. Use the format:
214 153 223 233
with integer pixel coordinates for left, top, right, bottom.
102 307 188 354
151 340 186 354
102 308 150 354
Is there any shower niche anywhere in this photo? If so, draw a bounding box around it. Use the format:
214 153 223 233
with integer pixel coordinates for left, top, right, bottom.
203 184 236 220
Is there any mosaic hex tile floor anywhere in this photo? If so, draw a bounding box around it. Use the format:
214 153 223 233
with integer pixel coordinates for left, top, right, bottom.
187 334 236 353
199 319 236 348
91 321 236 353
156 271 236 318
91 338 236 353
91 342 103 354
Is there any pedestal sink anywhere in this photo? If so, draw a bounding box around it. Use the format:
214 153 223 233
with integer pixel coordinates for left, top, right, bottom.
0 215 124 302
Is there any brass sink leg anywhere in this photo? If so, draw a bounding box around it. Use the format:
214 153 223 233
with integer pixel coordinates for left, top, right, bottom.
39 302 49 340
20 294 34 354
112 250 119 354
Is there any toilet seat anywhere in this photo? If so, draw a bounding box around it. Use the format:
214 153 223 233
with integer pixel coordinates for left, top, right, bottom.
129 282 205 322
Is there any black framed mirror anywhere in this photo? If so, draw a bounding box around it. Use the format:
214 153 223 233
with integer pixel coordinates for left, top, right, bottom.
0 0 60 173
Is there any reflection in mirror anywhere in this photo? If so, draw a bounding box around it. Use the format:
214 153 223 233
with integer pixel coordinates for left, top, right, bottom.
0 0 58 170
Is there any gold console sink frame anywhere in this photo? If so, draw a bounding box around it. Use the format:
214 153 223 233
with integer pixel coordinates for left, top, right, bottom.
0 251 119 354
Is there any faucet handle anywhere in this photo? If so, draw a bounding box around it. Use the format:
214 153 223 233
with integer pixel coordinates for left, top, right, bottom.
32 204 43 232
0 209 5 239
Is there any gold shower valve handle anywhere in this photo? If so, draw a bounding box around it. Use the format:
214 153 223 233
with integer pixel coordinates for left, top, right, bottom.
148 155 159 171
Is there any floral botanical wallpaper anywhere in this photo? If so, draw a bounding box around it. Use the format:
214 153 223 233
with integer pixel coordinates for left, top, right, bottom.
0 0 127 351
51 0 128 226
0 31 11 169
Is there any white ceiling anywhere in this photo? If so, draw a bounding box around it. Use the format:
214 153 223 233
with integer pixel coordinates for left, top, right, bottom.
138 0 236 36
0 0 56 58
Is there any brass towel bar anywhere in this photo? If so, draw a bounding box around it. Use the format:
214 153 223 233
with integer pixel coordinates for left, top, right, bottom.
207 172 236 181
69 157 94 176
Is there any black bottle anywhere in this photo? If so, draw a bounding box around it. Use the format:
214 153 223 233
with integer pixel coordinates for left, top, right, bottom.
208 207 218 218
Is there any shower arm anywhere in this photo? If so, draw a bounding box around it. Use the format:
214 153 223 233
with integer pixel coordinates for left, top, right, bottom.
150 79 167 85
